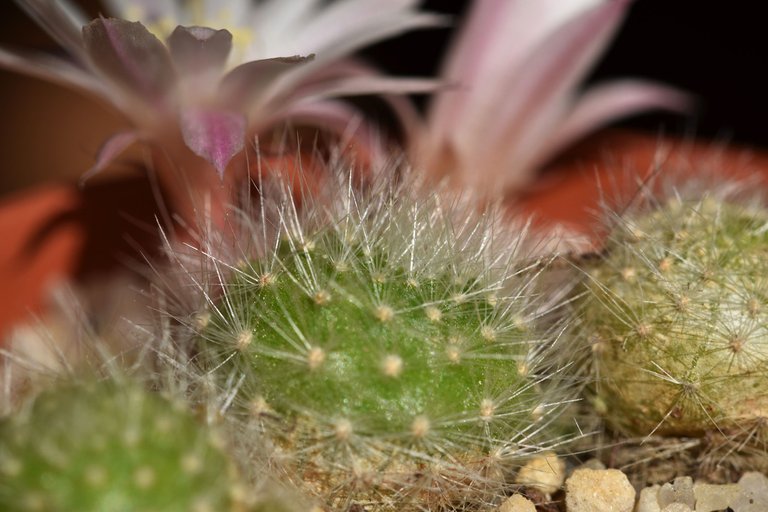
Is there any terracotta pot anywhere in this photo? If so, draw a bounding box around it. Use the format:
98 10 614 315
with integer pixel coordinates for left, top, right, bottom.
516 130 768 247
0 175 160 338
2 129 768 338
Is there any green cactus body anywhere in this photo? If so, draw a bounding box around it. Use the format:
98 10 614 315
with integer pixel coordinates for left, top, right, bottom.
185 171 576 507
0 380 240 512
581 196 768 438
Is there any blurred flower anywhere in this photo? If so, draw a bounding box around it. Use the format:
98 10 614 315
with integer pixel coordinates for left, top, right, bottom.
0 0 442 222
412 0 692 200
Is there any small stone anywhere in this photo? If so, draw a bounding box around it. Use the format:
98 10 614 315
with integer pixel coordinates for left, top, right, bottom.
498 494 536 512
693 482 741 512
565 468 635 512
578 458 606 471
660 504 691 512
636 485 661 512
732 472 768 512
658 476 694 509
515 452 565 495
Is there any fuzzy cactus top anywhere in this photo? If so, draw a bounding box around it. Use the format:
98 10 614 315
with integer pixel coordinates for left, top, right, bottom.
175 168 579 507
581 196 768 439
0 379 240 512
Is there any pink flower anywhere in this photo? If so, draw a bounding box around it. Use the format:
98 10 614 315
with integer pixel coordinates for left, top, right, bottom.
412 0 691 200
1 0 442 223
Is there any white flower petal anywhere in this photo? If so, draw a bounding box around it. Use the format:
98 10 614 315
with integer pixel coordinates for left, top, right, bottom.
0 46 105 98
428 0 606 152
272 59 426 140
103 0 179 23
287 76 440 103
546 80 693 158
15 0 89 59
80 130 141 183
82 18 177 110
290 0 446 59
180 108 246 177
272 99 384 158
218 55 312 110
167 25 232 76
440 0 631 192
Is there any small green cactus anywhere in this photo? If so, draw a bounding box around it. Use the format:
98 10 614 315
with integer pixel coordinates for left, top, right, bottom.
0 379 242 512
174 168 580 508
578 193 768 441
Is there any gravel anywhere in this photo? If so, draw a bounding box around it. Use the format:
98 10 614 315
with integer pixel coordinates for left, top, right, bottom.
515 452 566 496
564 468 636 512
511 455 768 512
498 494 537 512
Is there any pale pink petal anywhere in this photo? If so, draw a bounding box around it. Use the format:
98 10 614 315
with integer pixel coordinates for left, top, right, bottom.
283 76 440 105
270 59 424 140
247 1 321 54
80 130 141 184
218 55 312 109
180 109 246 178
293 9 447 65
450 0 631 189
258 74 438 136
103 0 178 21
547 80 693 157
82 18 176 108
429 0 603 141
280 59 426 141
0 46 106 97
271 100 387 162
485 81 692 196
16 0 89 59
167 26 232 75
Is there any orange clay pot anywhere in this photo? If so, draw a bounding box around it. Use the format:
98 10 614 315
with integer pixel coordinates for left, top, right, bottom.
2 130 768 338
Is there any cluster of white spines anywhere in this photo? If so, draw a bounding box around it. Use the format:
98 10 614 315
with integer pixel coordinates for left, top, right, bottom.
153 164 584 509
576 187 768 450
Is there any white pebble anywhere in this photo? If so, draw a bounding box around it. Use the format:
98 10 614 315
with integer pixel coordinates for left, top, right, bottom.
515 452 565 495
636 485 661 512
693 482 741 512
497 494 536 512
660 504 691 512
732 472 768 512
565 468 635 512
658 476 694 509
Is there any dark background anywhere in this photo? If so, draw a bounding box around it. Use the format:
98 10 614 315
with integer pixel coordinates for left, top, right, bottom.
0 0 766 193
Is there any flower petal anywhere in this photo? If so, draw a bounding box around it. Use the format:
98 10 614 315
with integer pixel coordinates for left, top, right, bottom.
250 0 445 60
102 0 178 22
15 0 89 59
288 75 440 103
291 6 447 63
277 59 426 140
167 25 232 75
218 55 312 109
429 0 603 140
0 46 105 97
547 80 693 157
82 17 176 108
439 0 632 193
80 130 141 184
179 109 246 178
273 99 386 162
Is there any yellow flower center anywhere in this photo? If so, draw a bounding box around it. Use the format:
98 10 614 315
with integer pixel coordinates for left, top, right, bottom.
124 1 254 64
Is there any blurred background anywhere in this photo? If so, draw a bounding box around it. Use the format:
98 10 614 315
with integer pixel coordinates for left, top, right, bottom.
0 0 766 195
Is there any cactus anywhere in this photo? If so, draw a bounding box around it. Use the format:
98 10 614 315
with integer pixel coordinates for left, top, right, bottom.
166 166 582 509
0 379 243 512
578 192 768 444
